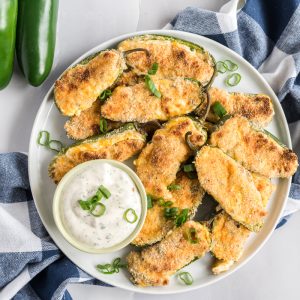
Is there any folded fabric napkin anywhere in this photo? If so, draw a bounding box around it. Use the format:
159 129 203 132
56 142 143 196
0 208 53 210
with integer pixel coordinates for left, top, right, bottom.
1 0 299 299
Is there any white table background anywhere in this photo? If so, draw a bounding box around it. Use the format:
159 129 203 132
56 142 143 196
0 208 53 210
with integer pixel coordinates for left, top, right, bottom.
1 0 299 299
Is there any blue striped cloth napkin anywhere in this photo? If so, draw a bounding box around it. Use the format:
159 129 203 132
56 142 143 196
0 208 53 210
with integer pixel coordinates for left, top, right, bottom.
1 0 299 299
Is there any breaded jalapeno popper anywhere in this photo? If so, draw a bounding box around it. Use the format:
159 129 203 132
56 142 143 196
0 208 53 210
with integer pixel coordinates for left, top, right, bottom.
49 124 146 183
133 172 205 246
101 77 206 123
211 175 274 274
54 49 126 116
135 116 207 200
127 221 211 286
207 87 274 126
210 116 298 178
118 35 216 87
195 146 266 232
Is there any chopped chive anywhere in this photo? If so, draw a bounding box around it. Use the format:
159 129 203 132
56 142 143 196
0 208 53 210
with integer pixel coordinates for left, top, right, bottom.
224 60 238 72
147 194 153 209
175 208 189 227
99 185 111 199
99 89 112 101
99 118 108 133
90 203 106 217
178 272 193 285
212 101 227 118
148 62 159 75
123 208 138 224
225 73 241 86
145 75 161 98
216 61 227 73
167 184 181 191
183 164 195 172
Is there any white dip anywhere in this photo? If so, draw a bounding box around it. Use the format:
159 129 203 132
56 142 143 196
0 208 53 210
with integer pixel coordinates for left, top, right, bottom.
61 162 141 249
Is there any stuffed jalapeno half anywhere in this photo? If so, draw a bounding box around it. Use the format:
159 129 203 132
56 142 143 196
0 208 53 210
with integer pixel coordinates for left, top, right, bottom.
118 34 216 88
101 77 207 123
54 49 127 116
207 87 274 126
195 146 267 232
209 116 298 178
127 221 211 287
49 123 146 183
135 116 207 200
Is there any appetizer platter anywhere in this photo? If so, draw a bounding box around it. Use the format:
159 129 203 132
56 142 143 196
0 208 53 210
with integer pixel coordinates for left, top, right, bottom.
28 30 298 294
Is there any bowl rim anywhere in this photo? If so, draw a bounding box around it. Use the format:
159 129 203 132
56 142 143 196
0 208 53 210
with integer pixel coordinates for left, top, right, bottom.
52 159 147 254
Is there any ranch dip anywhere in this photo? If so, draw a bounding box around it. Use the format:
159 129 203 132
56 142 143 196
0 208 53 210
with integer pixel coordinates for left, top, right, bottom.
61 162 142 249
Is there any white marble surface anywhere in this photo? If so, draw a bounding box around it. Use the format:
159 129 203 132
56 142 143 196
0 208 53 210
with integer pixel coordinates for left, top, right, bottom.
1 0 299 299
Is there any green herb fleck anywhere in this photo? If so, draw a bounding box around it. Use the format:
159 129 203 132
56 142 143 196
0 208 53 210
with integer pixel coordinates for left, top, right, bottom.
145 75 161 98
99 118 108 133
148 62 159 75
167 184 181 191
212 101 227 118
99 89 112 101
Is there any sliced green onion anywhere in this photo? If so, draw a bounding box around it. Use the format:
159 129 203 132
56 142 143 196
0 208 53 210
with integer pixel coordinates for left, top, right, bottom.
216 61 227 73
96 263 115 274
96 257 127 275
78 200 91 211
99 185 111 199
178 272 193 285
175 208 189 227
48 140 64 152
183 164 195 172
123 208 138 224
145 75 161 98
158 198 165 206
184 227 199 244
225 73 241 86
99 89 112 101
164 207 179 219
37 130 50 146
147 194 153 209
99 118 108 133
167 184 181 191
90 203 106 217
95 189 104 201
148 62 159 75
37 131 64 153
212 101 227 118
158 198 173 207
224 60 238 72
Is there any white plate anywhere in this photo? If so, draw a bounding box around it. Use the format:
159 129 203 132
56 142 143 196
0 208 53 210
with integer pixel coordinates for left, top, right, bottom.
28 30 292 295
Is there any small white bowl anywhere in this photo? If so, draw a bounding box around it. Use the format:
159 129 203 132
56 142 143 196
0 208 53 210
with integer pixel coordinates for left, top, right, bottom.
53 159 147 253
